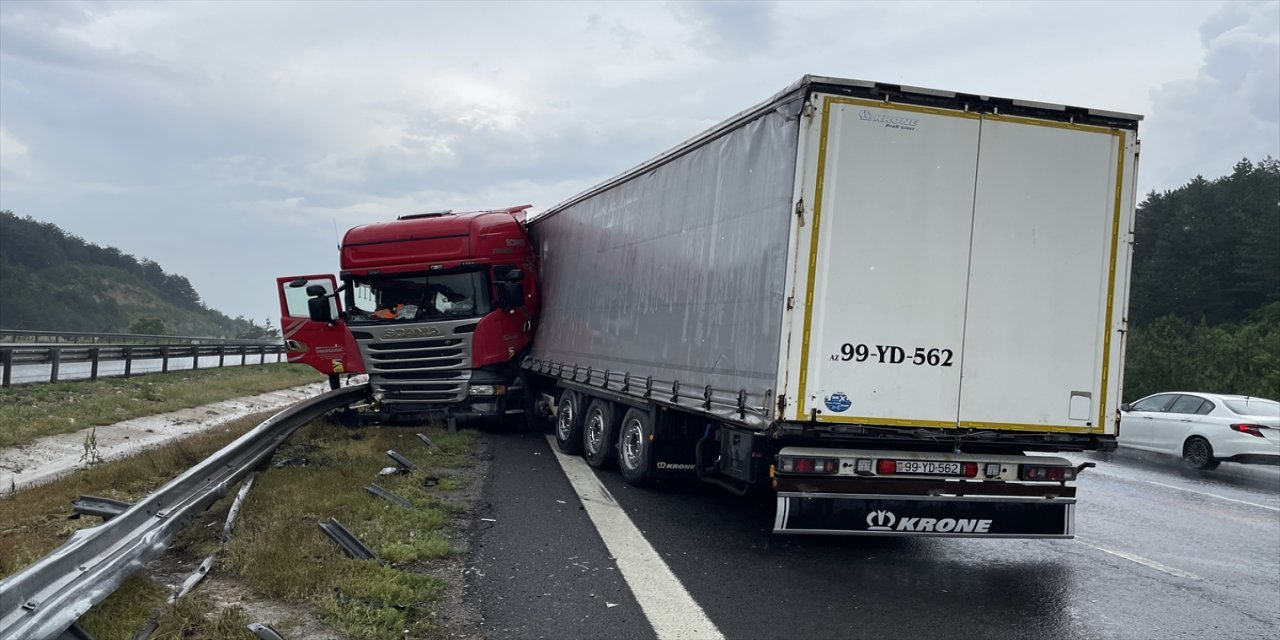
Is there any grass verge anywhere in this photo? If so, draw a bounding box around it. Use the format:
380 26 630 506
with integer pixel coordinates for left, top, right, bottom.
0 363 324 448
0 411 478 640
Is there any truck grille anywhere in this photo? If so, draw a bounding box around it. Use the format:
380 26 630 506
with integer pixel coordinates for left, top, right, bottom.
353 320 478 404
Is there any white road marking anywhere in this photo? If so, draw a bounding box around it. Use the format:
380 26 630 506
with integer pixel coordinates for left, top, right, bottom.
1073 538 1201 580
1088 468 1280 512
547 436 725 640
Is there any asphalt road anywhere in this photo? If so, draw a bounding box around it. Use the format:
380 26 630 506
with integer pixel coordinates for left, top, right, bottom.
469 432 1280 640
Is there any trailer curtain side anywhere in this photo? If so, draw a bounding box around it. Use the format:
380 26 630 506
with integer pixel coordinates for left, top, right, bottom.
528 106 801 422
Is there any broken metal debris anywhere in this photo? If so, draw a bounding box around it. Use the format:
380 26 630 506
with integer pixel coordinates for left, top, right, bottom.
247 622 287 640
385 450 418 471
70 496 132 521
318 517 378 561
365 484 413 509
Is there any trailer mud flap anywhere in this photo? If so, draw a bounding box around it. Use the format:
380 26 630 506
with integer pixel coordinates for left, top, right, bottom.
774 493 1075 538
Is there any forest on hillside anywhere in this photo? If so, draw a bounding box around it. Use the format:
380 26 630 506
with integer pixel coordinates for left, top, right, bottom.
0 211 277 338
1123 158 1279 400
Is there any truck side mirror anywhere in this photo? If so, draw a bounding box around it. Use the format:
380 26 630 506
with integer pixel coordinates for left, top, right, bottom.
308 295 334 323
305 284 328 297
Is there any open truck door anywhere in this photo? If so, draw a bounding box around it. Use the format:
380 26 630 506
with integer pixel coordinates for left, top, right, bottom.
276 275 365 389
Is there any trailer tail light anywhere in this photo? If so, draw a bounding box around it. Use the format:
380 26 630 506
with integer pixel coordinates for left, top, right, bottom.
985 463 1003 478
1231 424 1266 437
854 458 874 474
876 459 897 475
1020 465 1076 482
778 456 839 474
961 462 979 478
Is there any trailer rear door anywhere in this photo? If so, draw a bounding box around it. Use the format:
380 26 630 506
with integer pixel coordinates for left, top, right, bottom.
789 95 1134 435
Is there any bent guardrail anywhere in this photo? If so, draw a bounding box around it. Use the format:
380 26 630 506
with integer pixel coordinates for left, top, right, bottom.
0 383 369 640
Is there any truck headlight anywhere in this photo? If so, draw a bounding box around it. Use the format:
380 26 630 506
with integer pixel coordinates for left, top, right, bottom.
469 385 497 396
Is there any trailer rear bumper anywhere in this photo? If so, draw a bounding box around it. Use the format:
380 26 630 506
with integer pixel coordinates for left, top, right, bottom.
774 492 1075 538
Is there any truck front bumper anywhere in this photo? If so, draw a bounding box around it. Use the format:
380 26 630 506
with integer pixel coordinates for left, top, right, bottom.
774 493 1075 538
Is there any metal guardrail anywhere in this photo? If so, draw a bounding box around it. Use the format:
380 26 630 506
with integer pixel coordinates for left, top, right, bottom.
0 343 288 387
0 330 280 346
0 383 369 640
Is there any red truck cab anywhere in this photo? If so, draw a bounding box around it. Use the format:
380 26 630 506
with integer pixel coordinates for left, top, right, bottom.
277 205 539 423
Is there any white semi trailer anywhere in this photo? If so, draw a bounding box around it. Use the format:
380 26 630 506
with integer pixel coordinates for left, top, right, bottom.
524 75 1140 537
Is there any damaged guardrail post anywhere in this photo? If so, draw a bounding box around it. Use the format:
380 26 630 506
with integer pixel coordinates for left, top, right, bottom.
385 450 418 471
364 484 413 509
318 518 377 561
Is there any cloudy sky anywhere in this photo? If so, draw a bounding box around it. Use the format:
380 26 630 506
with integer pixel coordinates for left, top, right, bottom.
1 1 1277 327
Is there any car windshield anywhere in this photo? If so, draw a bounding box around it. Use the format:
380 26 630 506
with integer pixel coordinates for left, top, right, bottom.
345 269 491 324
1222 397 1280 416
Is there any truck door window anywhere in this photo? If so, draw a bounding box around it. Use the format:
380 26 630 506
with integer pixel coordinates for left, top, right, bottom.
283 279 337 319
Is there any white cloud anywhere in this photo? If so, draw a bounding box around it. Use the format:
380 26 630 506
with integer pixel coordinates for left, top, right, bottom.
0 126 29 161
0 125 35 196
1142 1 1280 193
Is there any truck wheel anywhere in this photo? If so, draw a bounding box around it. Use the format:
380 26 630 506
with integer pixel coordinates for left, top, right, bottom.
1182 437 1220 470
555 391 585 454
618 408 653 486
583 399 618 468
526 393 555 434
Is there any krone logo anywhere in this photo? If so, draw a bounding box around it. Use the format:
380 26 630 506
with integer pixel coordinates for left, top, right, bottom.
858 109 919 128
866 509 896 531
383 326 441 339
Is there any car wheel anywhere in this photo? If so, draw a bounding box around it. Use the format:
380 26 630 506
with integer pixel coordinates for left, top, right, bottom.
1183 437 1220 470
554 391 584 454
583 399 618 468
618 408 654 486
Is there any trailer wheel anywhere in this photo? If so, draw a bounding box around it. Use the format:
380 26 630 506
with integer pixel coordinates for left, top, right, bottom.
618 408 653 486
554 391 585 454
583 399 619 468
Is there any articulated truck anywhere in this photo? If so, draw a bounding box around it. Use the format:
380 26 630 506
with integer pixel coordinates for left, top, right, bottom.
286 75 1141 537
277 205 540 424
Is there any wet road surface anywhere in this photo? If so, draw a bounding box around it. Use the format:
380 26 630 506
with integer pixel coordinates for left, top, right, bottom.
472 432 1280 640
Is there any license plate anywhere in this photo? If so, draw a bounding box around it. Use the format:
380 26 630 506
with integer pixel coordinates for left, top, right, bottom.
895 460 962 475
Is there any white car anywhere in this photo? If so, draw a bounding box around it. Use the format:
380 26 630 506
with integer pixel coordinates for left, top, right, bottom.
1118 392 1280 469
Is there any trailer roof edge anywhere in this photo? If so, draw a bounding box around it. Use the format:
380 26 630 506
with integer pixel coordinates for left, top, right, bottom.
530 75 1143 223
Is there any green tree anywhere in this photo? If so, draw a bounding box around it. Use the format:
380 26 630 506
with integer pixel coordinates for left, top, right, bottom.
129 317 167 336
234 318 281 341
1129 157 1280 327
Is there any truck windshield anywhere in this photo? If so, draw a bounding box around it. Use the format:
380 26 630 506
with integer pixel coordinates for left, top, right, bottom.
345 270 492 324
